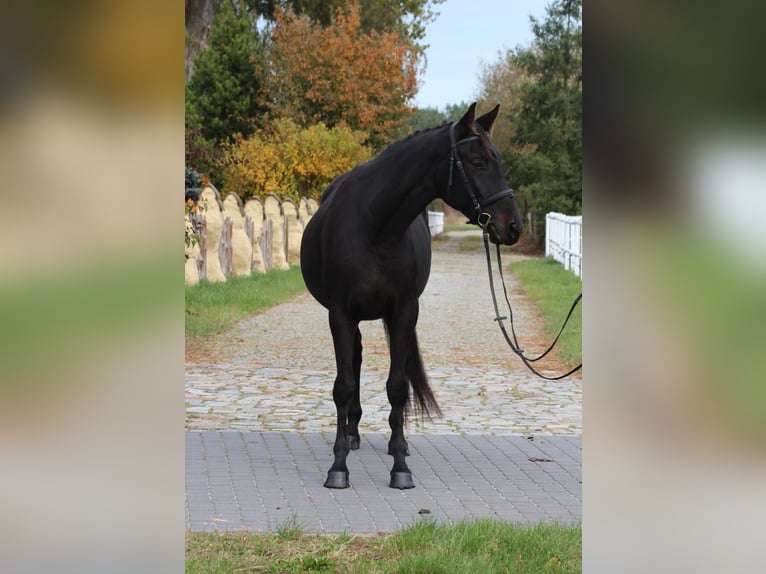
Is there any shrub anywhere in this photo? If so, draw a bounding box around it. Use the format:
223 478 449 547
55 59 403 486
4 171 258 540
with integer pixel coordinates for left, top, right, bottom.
220 118 371 202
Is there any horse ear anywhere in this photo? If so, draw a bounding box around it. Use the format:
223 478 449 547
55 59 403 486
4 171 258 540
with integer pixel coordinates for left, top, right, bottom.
456 102 478 134
476 104 500 133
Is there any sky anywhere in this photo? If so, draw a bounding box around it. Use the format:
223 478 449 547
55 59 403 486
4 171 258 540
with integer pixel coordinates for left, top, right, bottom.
414 0 550 110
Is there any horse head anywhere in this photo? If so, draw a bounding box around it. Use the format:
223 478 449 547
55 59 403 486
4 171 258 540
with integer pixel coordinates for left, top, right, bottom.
444 103 523 245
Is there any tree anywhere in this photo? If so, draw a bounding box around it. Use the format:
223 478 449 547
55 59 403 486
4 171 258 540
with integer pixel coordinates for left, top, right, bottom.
477 51 528 155
185 0 268 146
504 0 582 242
408 106 447 132
267 2 419 149
185 1 443 84
442 101 473 122
254 0 442 54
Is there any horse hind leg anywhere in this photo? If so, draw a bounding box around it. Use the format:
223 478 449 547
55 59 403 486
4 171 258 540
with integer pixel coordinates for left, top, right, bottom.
384 301 420 489
384 327 438 460
325 310 358 489
347 327 363 451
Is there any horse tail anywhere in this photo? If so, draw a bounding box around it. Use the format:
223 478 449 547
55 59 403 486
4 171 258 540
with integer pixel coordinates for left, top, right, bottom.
405 331 442 421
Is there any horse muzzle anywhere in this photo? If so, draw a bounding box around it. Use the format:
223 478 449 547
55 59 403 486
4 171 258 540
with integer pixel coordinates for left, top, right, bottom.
488 222 521 245
481 213 521 246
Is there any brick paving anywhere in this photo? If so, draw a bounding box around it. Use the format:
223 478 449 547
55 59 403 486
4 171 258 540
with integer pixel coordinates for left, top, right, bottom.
185 234 582 532
186 431 581 533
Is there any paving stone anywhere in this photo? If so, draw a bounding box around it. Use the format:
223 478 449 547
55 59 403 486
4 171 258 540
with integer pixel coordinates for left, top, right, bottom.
186 238 581 533
186 430 580 533
186 245 581 435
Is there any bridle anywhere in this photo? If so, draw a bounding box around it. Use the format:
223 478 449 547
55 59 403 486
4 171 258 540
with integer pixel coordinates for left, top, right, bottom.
448 121 583 381
447 121 515 228
481 230 583 380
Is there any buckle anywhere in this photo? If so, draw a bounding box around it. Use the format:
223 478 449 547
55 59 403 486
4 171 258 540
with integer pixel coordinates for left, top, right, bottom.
477 212 492 228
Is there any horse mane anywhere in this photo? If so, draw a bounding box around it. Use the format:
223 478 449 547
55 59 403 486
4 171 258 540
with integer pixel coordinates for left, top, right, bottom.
375 123 448 159
374 119 493 163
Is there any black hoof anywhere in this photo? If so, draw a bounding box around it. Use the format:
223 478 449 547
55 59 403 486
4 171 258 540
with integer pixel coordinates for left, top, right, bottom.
324 471 350 489
348 435 361 450
389 471 415 489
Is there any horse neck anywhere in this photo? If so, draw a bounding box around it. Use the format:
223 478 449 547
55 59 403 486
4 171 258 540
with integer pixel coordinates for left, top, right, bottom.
366 128 449 237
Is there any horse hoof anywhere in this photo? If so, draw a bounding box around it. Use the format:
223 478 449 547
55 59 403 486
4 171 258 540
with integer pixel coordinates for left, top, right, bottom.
389 472 415 489
348 436 361 450
324 471 350 489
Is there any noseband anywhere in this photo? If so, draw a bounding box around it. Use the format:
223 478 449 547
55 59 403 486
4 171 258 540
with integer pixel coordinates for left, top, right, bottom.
447 121 515 227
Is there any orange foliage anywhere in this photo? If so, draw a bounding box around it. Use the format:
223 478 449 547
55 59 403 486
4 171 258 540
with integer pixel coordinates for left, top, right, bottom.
268 1 418 149
220 118 371 202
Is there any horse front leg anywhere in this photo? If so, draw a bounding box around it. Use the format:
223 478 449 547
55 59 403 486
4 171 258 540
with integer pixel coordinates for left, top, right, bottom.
385 301 418 489
346 327 363 451
325 309 358 489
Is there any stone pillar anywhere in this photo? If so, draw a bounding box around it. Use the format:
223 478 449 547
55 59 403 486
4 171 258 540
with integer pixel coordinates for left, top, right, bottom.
263 193 289 270
223 193 253 277
199 185 226 282
281 199 302 265
244 197 265 273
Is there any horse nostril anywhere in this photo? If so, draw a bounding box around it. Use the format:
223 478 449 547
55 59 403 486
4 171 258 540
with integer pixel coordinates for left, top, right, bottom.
508 222 521 244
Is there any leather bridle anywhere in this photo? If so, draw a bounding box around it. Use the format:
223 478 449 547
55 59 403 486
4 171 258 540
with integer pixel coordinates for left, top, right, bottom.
447 122 582 381
447 121 515 228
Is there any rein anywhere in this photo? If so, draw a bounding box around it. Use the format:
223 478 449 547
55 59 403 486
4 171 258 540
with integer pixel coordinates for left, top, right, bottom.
480 225 582 380
448 121 582 380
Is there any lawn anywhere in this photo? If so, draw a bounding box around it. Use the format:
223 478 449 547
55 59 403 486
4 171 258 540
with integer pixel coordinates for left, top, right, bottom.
186 519 581 573
509 257 582 369
185 266 306 345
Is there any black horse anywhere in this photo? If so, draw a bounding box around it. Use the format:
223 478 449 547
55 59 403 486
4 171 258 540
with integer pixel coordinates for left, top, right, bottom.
300 103 522 489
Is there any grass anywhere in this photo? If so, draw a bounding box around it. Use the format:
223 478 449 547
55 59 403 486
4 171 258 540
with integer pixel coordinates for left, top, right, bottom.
509 257 582 368
186 519 581 573
185 266 306 342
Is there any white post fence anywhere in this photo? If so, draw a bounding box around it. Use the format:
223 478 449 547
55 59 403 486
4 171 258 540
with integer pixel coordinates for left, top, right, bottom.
427 210 444 235
545 212 582 278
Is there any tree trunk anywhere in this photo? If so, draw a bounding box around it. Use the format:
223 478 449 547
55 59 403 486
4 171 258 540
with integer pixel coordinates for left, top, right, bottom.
185 0 218 81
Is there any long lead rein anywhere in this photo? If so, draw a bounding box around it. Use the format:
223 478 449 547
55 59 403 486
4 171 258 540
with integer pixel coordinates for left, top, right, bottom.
481 227 582 381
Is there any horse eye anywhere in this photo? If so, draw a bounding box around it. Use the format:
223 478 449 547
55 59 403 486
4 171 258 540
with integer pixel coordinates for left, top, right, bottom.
470 158 485 168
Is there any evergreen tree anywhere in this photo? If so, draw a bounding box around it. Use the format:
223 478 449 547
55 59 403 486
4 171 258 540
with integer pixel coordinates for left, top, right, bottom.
506 0 582 242
408 106 447 133
186 0 267 146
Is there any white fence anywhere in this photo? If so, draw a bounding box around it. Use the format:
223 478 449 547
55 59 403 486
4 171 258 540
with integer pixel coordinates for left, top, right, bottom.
545 212 582 278
428 210 444 235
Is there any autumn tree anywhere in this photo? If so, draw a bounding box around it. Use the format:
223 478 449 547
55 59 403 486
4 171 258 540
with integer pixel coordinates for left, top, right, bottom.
267 2 419 149
248 0 442 54
477 51 528 157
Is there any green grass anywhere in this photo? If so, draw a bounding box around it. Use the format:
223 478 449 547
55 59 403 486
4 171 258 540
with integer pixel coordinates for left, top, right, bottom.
510 257 582 368
186 519 581 573
185 266 306 341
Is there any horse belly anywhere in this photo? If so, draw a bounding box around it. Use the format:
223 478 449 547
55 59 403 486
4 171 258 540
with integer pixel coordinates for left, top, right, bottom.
300 213 332 308
345 260 420 320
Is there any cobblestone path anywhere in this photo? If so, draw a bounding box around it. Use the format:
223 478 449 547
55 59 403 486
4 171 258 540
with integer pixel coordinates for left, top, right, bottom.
186 234 581 437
